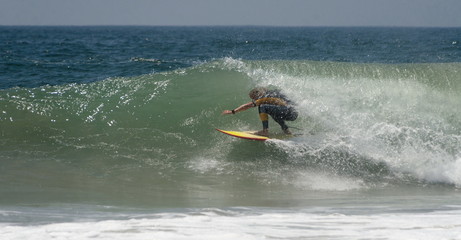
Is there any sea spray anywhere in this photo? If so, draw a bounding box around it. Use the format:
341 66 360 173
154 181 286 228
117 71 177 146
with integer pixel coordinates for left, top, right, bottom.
224 59 461 186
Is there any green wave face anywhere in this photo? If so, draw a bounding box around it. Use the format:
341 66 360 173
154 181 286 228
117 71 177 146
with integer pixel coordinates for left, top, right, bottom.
1 59 460 206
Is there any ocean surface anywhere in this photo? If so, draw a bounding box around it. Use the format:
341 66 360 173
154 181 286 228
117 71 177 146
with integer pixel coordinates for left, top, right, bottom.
1 26 461 239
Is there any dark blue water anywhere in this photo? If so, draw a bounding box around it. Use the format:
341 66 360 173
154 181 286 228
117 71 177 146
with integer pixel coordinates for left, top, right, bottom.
1 26 460 89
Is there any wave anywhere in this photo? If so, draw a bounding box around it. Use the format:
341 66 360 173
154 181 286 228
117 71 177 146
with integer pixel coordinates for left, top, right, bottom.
1 58 460 194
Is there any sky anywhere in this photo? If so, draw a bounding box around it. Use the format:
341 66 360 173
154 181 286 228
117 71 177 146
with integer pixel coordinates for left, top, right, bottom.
1 0 461 27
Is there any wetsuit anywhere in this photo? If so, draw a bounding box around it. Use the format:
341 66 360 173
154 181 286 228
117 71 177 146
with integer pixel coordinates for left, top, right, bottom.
252 90 298 131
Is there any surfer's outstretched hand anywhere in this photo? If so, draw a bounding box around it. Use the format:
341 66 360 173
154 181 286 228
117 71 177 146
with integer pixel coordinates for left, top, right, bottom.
222 110 233 115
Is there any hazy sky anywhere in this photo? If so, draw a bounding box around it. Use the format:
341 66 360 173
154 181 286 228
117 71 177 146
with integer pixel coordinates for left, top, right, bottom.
1 0 460 27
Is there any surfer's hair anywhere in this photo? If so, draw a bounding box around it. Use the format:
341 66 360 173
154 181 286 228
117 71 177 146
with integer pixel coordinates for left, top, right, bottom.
249 87 267 99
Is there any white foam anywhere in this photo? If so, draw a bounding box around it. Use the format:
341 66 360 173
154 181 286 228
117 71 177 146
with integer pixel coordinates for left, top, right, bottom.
188 157 228 174
291 170 366 191
2 208 461 240
415 157 461 187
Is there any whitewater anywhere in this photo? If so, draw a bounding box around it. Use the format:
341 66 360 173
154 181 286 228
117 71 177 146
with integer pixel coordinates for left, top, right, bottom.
1 26 461 239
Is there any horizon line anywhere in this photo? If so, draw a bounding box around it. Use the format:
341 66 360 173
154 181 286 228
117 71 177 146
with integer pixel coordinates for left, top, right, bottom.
1 24 461 28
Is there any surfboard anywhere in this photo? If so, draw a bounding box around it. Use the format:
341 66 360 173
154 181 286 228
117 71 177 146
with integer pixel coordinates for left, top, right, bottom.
216 129 269 141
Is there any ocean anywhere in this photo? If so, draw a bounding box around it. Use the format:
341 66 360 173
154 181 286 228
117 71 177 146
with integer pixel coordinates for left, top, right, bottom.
1 26 461 239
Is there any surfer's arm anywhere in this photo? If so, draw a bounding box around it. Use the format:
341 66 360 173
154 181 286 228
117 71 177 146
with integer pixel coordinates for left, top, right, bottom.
222 102 255 115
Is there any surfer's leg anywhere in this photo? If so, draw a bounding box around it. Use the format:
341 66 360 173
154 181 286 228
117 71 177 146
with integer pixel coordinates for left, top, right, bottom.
259 104 290 132
274 118 290 132
257 106 270 131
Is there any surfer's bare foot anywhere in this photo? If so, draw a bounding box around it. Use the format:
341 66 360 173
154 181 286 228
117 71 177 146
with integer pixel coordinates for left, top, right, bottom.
255 129 269 137
283 129 292 135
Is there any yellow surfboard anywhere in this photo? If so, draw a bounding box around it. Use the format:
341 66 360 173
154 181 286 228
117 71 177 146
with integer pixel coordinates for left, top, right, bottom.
216 129 269 141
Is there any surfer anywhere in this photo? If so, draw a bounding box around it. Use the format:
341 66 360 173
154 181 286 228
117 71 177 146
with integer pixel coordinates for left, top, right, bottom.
222 87 298 137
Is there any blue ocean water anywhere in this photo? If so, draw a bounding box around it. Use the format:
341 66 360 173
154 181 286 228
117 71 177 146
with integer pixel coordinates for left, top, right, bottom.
2 26 461 89
1 26 461 239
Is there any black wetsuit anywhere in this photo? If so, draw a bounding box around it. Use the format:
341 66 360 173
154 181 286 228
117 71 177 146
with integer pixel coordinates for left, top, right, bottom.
252 90 298 131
